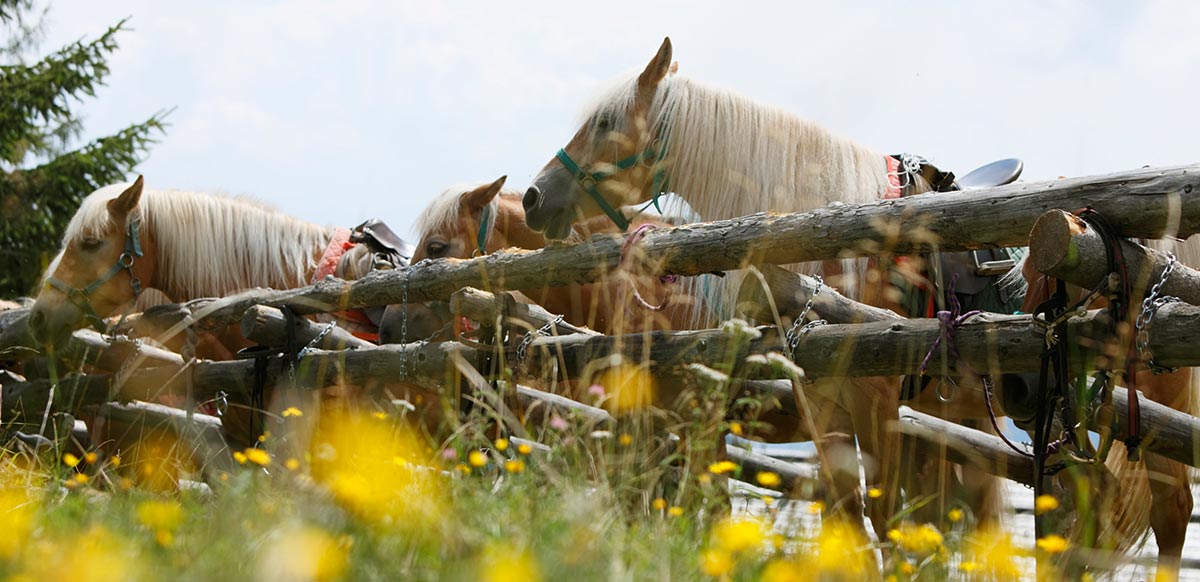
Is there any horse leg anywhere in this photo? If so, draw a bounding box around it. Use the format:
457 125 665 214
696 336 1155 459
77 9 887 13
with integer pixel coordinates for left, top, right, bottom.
1143 453 1190 577
842 376 903 544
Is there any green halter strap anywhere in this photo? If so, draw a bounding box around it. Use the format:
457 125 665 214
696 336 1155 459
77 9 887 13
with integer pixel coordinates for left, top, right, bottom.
45 217 144 332
476 203 494 256
555 142 669 233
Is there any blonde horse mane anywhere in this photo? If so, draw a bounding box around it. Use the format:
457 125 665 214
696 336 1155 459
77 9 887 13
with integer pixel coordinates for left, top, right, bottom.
414 183 595 249
62 183 333 300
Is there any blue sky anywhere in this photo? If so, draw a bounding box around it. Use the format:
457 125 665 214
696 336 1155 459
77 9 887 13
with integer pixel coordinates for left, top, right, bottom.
35 0 1200 240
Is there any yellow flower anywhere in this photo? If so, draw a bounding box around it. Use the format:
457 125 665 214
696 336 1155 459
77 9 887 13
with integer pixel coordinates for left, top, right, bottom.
807 519 872 578
71 473 90 486
756 471 781 488
762 496 775 506
652 498 667 511
63 453 80 468
109 454 122 468
960 561 980 573
136 500 184 532
12 525 143 581
711 516 768 555
708 460 737 475
480 542 541 582
468 451 487 468
258 526 347 582
243 448 271 466
233 451 248 465
596 362 656 413
1036 534 1068 554
618 433 633 446
372 411 388 420
455 463 470 475
285 458 301 471
867 487 883 499
729 421 743 436
899 561 916 575
84 452 98 464
0 489 35 559
1035 494 1059 515
964 526 1024 580
282 406 303 418
504 459 525 474
888 523 943 557
668 506 684 517
947 508 964 523
258 431 270 443
517 443 532 455
761 558 803 582
494 438 509 452
699 549 733 577
808 501 825 514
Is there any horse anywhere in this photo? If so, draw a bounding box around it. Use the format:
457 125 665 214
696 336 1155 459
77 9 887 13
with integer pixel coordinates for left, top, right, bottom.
405 176 698 336
26 177 437 452
519 37 1011 543
1009 235 1200 578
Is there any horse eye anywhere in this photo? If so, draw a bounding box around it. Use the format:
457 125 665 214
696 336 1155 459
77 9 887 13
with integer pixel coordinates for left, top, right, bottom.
425 240 448 257
79 238 103 251
595 115 612 133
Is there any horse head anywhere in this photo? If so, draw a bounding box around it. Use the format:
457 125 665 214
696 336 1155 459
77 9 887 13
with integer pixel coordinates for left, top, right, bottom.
29 177 157 347
412 176 510 263
524 38 676 240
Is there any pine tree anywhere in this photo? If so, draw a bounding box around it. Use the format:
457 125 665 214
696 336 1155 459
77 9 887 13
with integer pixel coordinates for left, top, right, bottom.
0 0 166 296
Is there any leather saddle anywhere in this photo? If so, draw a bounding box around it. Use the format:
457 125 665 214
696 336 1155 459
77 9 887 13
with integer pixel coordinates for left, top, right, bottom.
351 218 415 270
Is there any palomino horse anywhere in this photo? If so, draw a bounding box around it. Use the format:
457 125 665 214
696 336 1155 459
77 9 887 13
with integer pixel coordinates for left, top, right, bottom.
407 176 698 335
1012 236 1200 578
520 38 987 540
27 177 433 449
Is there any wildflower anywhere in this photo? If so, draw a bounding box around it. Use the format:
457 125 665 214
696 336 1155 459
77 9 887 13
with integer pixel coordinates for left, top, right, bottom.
258 526 347 582
109 454 122 468
549 416 569 430
808 501 825 515
762 496 775 507
504 459 525 474
84 452 98 464
587 384 605 398
762 558 803 582
668 506 684 517
1035 494 1059 515
960 561 980 573
468 451 487 468
517 443 533 456
494 438 509 452
1036 534 1068 554
480 541 541 582
899 561 916 575
285 458 301 471
708 460 737 475
729 421 743 436
700 549 734 577
807 519 873 578
687 363 729 384
947 508 964 523
963 526 1023 580
652 498 667 511
244 448 271 466
596 363 656 413
258 431 270 443
63 453 80 468
282 406 303 418
0 489 34 559
136 500 183 546
455 463 470 475
71 473 90 486
234 451 248 465
888 523 944 557
13 525 143 581
372 411 388 420
711 516 768 555
867 487 884 499
756 471 781 488
618 433 633 446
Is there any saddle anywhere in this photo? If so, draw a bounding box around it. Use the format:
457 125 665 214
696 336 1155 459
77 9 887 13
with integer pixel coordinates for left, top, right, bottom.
350 218 415 270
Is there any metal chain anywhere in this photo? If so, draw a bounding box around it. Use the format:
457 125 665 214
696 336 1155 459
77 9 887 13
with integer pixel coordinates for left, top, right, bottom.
398 271 410 378
516 315 565 365
1134 252 1176 359
784 275 823 357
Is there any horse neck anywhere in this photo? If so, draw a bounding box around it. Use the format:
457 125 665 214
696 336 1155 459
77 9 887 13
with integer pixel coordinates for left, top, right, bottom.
492 194 547 251
142 190 333 300
656 76 893 220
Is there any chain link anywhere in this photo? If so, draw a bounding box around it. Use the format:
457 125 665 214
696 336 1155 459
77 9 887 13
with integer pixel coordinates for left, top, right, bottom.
516 315 565 365
1134 252 1176 360
398 271 410 378
784 275 823 357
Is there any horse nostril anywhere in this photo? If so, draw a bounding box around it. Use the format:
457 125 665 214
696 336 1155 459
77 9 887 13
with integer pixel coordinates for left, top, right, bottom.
523 186 541 212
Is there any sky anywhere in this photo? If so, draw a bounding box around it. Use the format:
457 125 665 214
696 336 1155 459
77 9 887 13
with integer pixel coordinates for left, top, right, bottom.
31 0 1200 241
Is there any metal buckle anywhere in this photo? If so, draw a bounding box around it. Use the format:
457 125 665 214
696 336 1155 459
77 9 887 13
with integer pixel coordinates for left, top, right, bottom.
117 252 136 269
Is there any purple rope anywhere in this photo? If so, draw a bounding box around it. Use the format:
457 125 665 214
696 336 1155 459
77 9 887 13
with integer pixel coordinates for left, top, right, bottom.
918 274 982 376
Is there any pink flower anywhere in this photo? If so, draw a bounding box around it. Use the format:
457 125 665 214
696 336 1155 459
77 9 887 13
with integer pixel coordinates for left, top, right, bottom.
441 448 458 460
549 416 569 431
588 384 606 397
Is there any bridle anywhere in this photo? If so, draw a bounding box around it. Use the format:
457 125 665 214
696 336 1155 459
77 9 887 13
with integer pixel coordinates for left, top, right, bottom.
45 217 144 332
554 127 671 233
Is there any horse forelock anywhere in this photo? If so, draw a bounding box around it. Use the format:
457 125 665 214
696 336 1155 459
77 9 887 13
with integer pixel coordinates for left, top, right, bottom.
413 182 505 249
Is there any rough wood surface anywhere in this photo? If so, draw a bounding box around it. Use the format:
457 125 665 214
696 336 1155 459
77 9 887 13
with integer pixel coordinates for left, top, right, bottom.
123 164 1200 324
100 401 237 484
240 305 373 351
736 264 900 324
449 287 597 336
1029 209 1200 306
1103 386 1200 467
896 406 1036 486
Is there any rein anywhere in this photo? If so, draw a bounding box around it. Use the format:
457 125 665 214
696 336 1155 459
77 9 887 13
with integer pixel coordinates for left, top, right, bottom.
45 217 144 332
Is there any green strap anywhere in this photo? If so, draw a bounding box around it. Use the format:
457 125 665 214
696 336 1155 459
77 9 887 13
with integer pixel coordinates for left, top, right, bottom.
556 148 631 231
476 203 494 255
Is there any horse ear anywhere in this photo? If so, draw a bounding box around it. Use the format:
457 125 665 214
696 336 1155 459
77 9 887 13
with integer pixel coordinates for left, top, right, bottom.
464 175 506 213
107 175 144 217
636 37 673 98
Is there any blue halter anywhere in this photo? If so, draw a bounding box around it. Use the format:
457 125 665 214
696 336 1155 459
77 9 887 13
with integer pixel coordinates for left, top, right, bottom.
554 139 670 232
